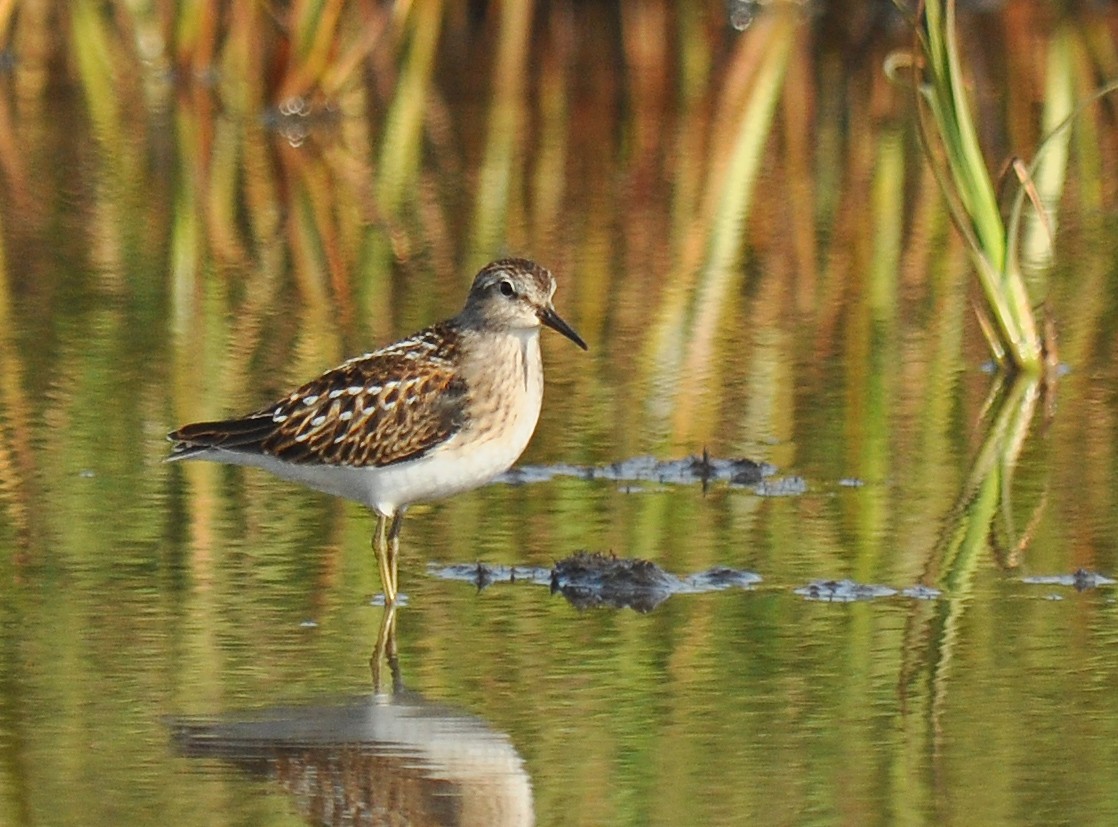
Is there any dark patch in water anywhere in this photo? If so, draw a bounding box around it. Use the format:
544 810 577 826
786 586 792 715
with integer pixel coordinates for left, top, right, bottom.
430 552 761 612
434 562 945 609
551 552 678 612
1020 568 1115 591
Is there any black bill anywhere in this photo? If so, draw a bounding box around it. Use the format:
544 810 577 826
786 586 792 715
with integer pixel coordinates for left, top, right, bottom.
539 306 589 350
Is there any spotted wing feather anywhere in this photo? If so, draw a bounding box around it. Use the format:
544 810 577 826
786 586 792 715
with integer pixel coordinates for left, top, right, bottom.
169 325 468 468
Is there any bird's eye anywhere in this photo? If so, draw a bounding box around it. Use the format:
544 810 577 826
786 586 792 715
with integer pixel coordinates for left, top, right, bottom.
498 279 516 297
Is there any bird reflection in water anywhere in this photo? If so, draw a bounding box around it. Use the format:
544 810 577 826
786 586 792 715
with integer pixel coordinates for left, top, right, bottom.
172 606 534 827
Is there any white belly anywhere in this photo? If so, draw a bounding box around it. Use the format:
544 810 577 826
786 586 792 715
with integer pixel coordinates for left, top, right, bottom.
363 330 545 513
363 413 539 514
196 421 537 517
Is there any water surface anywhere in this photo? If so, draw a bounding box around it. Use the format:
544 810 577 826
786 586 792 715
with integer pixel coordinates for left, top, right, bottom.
2 2 1118 825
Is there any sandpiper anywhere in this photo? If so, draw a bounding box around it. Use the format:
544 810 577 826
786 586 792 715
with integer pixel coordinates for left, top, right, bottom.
167 258 588 602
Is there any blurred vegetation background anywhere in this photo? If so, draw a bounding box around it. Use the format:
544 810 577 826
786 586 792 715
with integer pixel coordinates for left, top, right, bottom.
0 0 1115 437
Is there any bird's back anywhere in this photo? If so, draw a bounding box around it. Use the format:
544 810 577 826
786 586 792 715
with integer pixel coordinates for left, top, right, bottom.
167 322 469 470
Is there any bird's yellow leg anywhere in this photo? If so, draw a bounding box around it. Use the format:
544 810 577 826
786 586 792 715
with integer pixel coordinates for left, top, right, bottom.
373 514 396 603
387 511 405 595
388 510 405 542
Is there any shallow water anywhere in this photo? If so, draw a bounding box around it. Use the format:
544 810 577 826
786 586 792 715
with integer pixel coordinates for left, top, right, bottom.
3 2 1118 825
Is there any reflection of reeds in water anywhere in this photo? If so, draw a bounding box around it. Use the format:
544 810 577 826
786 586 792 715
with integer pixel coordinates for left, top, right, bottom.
0 204 34 549
0 3 1113 555
899 371 1044 768
0 4 1112 481
647 10 797 447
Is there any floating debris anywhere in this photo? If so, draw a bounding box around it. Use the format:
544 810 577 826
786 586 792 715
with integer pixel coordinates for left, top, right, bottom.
497 453 776 489
688 451 767 486
900 584 942 600
430 552 761 612
795 579 898 602
495 454 833 498
1020 569 1116 592
796 580 944 602
754 476 808 497
428 563 552 589
683 566 764 592
552 552 678 612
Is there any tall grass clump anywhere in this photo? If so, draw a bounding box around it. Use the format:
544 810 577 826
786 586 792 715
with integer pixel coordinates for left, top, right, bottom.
892 0 1043 373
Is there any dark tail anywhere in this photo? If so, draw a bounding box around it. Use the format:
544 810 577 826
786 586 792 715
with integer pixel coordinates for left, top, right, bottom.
166 415 276 461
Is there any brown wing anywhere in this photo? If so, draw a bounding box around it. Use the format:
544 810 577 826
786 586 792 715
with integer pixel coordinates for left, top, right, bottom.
168 325 468 468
